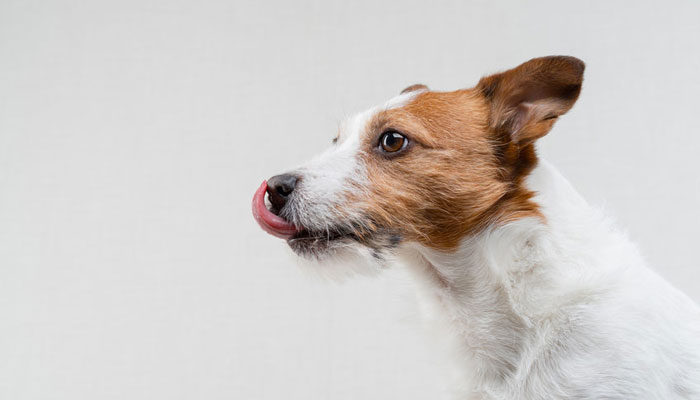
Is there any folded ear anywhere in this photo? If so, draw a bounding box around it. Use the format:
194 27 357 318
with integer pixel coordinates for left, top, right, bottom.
400 84 428 94
477 56 584 145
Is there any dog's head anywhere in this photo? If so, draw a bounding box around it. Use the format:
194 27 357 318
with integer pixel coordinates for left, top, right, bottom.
253 56 584 262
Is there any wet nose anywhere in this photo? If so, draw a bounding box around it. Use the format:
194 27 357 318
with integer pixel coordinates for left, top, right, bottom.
266 174 298 212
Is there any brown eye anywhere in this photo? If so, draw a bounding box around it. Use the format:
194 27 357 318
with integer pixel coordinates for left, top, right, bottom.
379 131 408 153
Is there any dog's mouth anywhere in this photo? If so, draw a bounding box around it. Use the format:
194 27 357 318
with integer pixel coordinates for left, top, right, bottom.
290 227 354 242
252 181 357 254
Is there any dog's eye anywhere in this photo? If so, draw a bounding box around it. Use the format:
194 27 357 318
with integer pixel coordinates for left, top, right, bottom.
379 131 408 153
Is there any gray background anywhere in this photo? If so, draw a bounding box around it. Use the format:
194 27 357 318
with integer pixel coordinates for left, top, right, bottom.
1 0 699 399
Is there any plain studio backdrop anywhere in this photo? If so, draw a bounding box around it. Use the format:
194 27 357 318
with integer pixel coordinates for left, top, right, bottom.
1 0 700 399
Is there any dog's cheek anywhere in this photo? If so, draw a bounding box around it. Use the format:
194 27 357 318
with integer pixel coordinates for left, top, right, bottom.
355 161 431 242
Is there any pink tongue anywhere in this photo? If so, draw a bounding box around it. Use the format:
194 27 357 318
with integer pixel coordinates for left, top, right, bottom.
252 181 300 239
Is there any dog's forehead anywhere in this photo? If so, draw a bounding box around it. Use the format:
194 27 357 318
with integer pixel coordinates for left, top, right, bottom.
337 90 424 145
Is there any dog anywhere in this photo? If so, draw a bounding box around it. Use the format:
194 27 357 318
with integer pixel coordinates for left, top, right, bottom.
252 56 700 399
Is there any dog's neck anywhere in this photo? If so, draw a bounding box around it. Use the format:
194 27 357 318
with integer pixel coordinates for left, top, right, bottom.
398 159 636 395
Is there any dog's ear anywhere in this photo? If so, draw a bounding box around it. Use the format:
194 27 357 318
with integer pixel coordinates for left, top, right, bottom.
477 56 584 145
401 84 428 95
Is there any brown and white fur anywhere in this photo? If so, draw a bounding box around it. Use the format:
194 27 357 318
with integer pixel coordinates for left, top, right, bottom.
252 56 700 399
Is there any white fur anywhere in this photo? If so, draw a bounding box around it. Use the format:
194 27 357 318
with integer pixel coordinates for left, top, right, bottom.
398 160 700 399
291 93 700 398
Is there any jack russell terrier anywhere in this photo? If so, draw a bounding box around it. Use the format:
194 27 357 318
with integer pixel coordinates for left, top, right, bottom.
252 56 700 399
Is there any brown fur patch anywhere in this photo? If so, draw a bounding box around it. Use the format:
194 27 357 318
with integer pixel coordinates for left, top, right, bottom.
346 90 539 250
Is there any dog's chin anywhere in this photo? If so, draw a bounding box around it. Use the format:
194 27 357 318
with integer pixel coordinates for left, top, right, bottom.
286 228 358 260
287 236 389 281
284 225 404 281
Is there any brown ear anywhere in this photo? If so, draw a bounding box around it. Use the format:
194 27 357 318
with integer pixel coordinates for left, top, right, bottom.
400 84 428 95
477 56 584 145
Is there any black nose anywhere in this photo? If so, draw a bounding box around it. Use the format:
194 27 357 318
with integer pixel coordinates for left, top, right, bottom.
266 174 298 212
